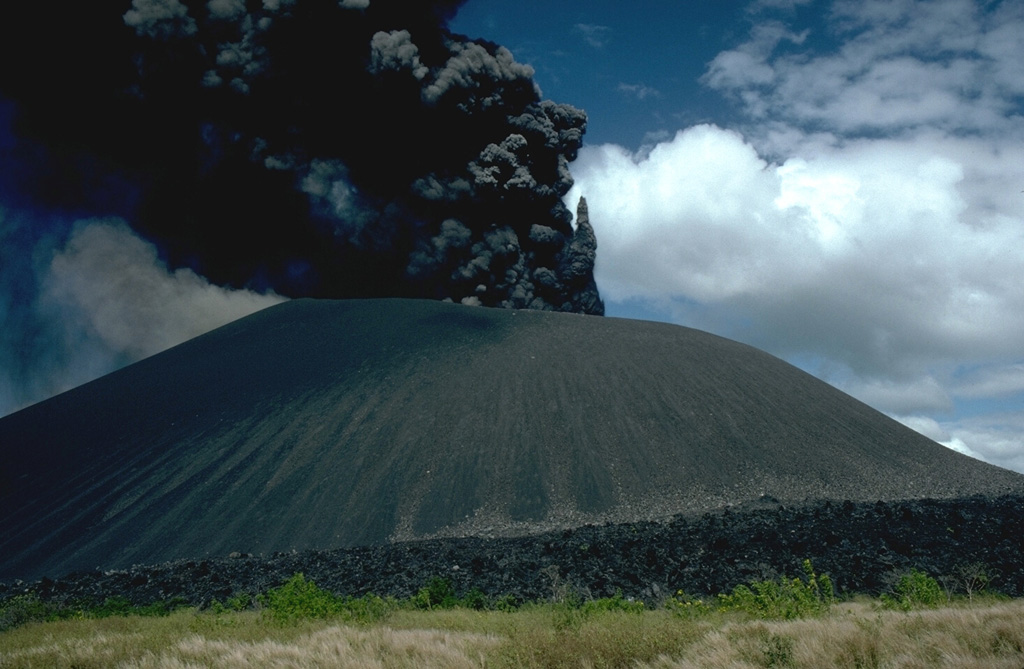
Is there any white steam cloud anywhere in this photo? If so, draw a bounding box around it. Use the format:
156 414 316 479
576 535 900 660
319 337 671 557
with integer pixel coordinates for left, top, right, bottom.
32 220 284 402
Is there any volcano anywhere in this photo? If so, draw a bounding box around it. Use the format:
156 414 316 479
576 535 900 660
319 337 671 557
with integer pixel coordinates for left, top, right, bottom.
2 298 1023 582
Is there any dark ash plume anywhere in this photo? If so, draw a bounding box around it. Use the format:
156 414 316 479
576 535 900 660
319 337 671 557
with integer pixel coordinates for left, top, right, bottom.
0 0 603 314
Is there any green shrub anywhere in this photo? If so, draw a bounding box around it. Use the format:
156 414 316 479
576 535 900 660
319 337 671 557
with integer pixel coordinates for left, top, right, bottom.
460 587 489 611
259 573 341 622
226 592 252 611
412 576 458 610
257 573 396 624
492 593 521 612
209 592 254 615
881 569 945 610
580 590 644 616
0 595 61 631
344 592 397 624
90 596 134 618
542 587 644 631
666 590 714 619
1 592 189 632
717 560 835 620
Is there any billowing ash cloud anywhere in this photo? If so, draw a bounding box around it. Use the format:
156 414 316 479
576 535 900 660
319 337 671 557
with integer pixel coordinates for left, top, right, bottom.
0 0 602 315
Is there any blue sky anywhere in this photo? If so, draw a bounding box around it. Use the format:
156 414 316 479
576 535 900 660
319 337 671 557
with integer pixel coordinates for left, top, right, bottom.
453 0 1024 473
453 1 751 148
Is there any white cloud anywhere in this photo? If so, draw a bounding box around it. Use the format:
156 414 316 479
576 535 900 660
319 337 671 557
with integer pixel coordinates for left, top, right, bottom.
567 125 1024 414
946 417 1024 474
566 126 784 303
705 0 1024 140
703 22 807 96
42 220 285 363
894 415 949 442
897 413 1024 474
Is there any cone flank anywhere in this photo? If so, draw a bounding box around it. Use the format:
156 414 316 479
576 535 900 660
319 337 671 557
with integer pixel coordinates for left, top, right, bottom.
2 298 1023 581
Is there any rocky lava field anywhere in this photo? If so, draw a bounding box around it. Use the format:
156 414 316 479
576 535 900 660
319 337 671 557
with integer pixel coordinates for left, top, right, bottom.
4 494 1023 609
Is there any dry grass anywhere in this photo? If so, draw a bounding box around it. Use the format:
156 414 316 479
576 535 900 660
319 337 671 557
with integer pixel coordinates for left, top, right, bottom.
383 607 709 668
125 627 500 669
643 599 1024 669
0 610 499 669
2 599 1024 668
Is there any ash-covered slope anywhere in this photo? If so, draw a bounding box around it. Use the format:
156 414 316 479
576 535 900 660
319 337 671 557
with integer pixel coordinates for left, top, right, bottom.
2 298 1022 581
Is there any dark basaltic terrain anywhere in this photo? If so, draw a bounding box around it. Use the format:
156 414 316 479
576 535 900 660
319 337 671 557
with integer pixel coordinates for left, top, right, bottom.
2 494 1024 609
2 298 1023 590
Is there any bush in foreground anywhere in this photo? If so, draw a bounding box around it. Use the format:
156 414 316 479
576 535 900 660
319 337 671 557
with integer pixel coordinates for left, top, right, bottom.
880 568 946 610
668 560 835 621
256 573 395 624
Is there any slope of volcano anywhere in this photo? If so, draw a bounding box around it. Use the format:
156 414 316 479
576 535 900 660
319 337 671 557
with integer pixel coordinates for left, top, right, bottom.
2 298 1023 581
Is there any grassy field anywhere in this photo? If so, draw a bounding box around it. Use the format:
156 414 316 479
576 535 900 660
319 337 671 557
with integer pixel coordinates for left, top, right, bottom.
3 596 1024 668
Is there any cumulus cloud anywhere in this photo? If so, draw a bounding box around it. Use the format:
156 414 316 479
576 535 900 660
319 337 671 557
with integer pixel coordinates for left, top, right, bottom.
567 126 794 303
567 123 1024 434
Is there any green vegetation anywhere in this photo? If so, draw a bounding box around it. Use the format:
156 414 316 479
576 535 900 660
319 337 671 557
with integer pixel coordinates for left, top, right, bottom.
880 568 947 610
255 572 397 624
714 560 835 620
411 575 461 610
0 592 189 632
3 564 1023 668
